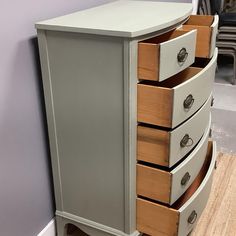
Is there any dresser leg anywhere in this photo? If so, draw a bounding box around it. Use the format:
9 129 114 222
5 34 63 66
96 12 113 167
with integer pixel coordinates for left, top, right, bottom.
56 216 67 236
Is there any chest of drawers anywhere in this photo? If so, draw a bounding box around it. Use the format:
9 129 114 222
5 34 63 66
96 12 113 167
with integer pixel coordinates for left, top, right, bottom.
36 1 218 235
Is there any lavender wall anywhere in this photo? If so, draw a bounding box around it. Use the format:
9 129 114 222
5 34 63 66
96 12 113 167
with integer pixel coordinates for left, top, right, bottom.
0 0 197 235
0 1 113 235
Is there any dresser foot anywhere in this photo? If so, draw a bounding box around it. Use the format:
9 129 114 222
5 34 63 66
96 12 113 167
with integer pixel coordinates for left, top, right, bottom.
56 216 67 236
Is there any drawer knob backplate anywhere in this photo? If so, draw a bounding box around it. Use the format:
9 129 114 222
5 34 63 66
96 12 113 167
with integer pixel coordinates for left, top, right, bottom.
180 134 193 148
183 94 194 110
181 172 191 186
177 47 188 65
188 210 198 224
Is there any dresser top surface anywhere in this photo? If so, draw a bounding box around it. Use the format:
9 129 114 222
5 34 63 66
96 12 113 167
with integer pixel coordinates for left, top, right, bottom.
36 0 192 38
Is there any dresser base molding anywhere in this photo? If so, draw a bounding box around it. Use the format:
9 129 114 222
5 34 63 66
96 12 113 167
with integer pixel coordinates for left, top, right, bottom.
56 212 141 236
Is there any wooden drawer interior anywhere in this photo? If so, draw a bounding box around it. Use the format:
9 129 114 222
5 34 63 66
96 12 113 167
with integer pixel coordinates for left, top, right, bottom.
137 125 171 166
139 66 201 88
137 163 172 204
140 29 192 44
185 15 214 26
181 15 217 58
137 141 215 236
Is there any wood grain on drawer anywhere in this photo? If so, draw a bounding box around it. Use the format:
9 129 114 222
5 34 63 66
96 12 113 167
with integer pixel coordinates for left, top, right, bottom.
137 141 217 236
137 114 211 205
138 29 196 81
138 48 217 128
181 15 218 58
138 94 211 167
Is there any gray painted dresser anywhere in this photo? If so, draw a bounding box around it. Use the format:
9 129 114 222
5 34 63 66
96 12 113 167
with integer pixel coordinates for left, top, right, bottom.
36 1 218 235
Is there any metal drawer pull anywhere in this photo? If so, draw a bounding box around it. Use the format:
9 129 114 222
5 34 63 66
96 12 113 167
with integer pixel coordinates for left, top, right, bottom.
177 47 188 65
209 128 212 138
211 97 214 106
215 160 218 170
183 94 194 110
188 210 198 224
180 134 193 147
181 172 191 186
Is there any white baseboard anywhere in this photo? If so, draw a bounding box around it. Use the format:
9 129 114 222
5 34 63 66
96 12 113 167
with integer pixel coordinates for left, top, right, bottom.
38 218 56 236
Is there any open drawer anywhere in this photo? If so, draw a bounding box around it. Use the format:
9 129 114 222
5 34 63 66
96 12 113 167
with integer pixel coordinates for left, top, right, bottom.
137 48 217 128
137 141 217 236
181 15 219 58
137 114 210 205
137 94 211 167
138 29 196 81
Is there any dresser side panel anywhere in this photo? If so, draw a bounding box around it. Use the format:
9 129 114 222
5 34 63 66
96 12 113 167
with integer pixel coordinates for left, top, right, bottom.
45 31 125 231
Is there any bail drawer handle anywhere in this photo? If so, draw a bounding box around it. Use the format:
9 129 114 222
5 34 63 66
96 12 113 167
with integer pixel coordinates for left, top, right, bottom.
188 210 198 224
209 128 212 138
183 94 194 109
211 97 214 106
177 47 188 64
181 172 191 186
180 134 193 148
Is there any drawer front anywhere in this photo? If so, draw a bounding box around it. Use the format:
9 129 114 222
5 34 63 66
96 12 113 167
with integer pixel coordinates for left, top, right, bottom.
170 115 211 204
137 115 211 205
171 48 217 128
159 30 196 81
137 141 216 236
137 94 211 168
178 141 216 236
169 94 211 167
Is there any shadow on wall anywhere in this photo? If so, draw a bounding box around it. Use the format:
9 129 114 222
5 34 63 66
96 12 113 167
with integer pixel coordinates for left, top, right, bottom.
30 36 56 210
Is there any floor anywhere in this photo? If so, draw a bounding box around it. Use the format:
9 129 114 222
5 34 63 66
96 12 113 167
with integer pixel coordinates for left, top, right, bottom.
212 55 236 154
192 152 236 236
